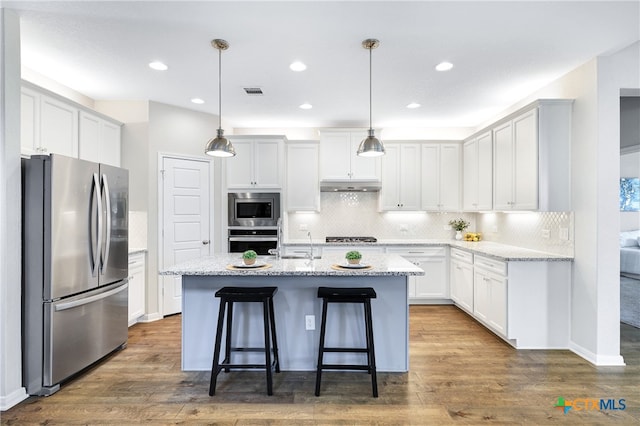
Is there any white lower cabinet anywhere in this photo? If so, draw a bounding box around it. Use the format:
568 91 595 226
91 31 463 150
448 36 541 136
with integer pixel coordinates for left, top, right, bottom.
473 255 507 337
128 252 146 326
387 246 448 304
449 248 474 313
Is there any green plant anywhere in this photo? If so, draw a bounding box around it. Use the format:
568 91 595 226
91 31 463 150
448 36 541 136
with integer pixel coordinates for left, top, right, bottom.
242 250 257 260
345 250 362 260
449 218 470 232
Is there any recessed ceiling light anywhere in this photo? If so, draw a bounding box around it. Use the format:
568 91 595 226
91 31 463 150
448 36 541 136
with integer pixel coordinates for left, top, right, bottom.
299 103 313 109
149 61 168 71
191 98 205 104
290 61 307 72
407 102 421 109
435 61 453 72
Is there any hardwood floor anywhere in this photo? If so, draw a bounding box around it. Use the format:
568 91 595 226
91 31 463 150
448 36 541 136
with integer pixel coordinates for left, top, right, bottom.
3 306 639 425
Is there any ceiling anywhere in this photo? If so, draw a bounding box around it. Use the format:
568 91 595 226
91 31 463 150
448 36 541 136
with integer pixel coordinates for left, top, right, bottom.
5 1 640 131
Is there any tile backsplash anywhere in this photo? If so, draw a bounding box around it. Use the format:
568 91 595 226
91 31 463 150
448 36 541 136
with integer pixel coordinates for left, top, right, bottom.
285 192 573 256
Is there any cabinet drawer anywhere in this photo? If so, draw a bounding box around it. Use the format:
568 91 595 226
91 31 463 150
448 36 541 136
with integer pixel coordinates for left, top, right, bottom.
387 246 446 257
474 255 507 276
450 248 473 264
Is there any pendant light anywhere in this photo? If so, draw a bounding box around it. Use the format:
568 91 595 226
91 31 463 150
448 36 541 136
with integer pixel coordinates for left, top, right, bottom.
357 38 385 157
205 39 236 157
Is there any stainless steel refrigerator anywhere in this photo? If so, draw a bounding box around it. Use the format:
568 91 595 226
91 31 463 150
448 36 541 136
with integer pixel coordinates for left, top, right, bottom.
22 154 129 395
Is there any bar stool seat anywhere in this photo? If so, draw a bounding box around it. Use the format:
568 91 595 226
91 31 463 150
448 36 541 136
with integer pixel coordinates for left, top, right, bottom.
209 286 280 396
315 286 378 397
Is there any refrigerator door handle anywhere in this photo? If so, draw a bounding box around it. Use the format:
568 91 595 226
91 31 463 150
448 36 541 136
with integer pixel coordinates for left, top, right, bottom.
91 172 102 276
54 282 128 312
100 173 111 273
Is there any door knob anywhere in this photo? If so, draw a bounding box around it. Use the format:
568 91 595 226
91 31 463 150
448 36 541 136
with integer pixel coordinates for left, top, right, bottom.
202 240 210 245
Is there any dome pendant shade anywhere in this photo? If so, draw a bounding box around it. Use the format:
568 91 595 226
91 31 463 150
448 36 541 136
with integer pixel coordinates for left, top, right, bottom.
205 128 236 157
358 38 385 157
204 38 236 157
357 129 385 157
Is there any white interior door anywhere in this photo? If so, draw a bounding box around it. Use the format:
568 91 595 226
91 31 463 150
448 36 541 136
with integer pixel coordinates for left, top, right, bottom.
161 156 211 316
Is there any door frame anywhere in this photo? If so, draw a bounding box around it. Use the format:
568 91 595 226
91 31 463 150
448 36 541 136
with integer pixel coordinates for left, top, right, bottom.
157 152 215 316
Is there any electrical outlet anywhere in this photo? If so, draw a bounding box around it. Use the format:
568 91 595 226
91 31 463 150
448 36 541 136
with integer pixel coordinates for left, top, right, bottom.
542 229 550 239
492 226 498 233
305 315 315 330
299 223 308 231
444 225 452 231
399 224 408 232
559 227 569 240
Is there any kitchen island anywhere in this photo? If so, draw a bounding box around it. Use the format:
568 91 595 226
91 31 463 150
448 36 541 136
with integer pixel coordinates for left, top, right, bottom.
162 253 424 372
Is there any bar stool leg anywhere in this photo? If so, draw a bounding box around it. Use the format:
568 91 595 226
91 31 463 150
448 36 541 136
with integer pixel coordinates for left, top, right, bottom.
315 298 329 397
364 299 378 397
268 297 280 373
209 298 227 396
223 301 234 372
262 299 273 395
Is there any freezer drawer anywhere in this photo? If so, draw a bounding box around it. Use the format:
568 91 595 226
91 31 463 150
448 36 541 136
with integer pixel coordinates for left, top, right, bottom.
43 282 128 388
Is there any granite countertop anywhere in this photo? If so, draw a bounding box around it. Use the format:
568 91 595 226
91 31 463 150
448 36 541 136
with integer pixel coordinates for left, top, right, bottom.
129 248 148 255
283 239 573 262
161 253 425 277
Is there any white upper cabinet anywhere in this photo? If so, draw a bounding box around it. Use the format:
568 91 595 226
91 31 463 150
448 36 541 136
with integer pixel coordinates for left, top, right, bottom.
491 100 572 211
226 136 283 189
380 143 421 210
319 130 381 181
21 86 79 158
421 143 461 211
286 141 320 211
463 131 492 211
21 83 121 164
79 111 122 167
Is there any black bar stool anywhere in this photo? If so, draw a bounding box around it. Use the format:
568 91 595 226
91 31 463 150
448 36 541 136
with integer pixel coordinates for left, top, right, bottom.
209 286 280 396
315 286 378 397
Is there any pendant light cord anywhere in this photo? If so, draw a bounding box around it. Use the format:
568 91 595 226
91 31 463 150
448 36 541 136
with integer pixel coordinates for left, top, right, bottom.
369 45 373 132
218 47 222 130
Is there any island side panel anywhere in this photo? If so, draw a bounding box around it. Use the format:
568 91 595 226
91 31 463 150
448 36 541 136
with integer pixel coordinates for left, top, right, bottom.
181 275 409 372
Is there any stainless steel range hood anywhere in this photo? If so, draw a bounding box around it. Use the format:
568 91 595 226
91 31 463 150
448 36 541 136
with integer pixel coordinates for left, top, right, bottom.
320 180 381 192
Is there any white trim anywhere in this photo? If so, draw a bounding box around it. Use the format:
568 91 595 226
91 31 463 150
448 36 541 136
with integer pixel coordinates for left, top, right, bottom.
157 152 214 316
0 387 28 411
569 340 626 366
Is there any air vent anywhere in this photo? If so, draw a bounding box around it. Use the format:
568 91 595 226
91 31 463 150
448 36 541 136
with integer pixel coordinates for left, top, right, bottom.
244 87 264 95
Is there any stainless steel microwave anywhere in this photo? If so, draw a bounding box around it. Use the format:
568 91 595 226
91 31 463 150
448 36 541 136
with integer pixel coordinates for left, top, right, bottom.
228 192 281 227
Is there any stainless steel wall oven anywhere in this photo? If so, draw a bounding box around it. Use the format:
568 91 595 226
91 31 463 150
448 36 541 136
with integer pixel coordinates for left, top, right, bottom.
228 228 278 255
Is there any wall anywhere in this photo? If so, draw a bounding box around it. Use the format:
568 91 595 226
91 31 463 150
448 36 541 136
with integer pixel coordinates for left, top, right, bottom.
0 8 28 410
234 126 473 141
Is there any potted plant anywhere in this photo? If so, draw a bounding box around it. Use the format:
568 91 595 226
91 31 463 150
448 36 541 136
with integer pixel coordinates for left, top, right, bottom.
242 249 258 265
448 218 470 240
345 250 363 265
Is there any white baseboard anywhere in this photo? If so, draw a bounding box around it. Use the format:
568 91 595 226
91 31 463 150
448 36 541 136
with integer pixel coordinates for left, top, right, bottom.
569 341 626 366
140 312 163 323
0 387 28 411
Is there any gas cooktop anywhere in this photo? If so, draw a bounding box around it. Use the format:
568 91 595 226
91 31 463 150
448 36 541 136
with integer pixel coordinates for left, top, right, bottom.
325 236 378 243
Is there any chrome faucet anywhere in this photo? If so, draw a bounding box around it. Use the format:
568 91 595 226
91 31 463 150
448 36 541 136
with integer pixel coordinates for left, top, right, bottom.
269 217 283 259
307 231 314 261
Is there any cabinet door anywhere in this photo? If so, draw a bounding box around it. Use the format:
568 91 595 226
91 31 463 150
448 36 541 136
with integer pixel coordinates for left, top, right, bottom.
493 121 513 210
451 258 473 313
512 109 538 210
21 87 40 156
473 270 490 323
349 131 380 180
40 94 78 157
128 253 146 326
413 257 447 298
462 139 478 210
421 144 440 210
476 132 493 210
99 120 121 167
254 139 281 188
380 144 401 209
439 144 461 210
79 111 101 163
226 140 254 188
286 143 319 211
399 144 421 210
487 274 507 336
319 132 352 180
